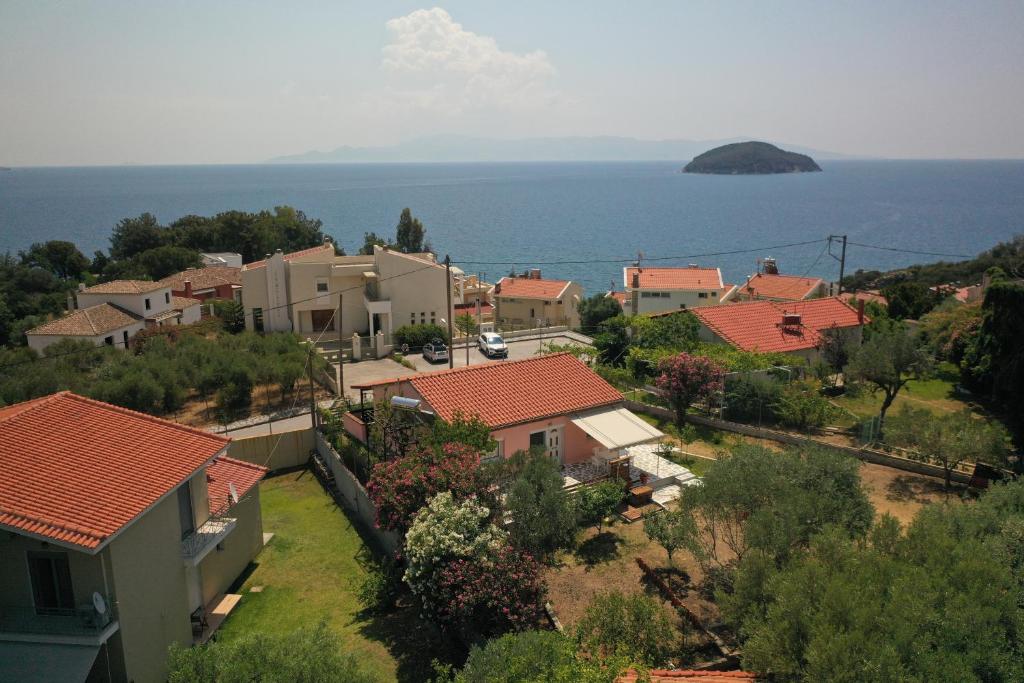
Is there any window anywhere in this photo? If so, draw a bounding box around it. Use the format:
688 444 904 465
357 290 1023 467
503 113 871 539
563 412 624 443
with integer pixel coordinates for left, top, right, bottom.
411 313 416 324
430 312 436 325
698 292 709 299
103 335 113 346
164 292 170 304
28 552 74 615
145 298 151 311
529 308 535 318
252 308 264 332
178 481 195 539
679 303 687 309
484 438 505 462
122 331 129 347
315 278 329 293
529 431 546 450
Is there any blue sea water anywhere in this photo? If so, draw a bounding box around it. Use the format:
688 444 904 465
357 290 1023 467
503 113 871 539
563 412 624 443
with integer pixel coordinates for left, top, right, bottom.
1 160 1023 292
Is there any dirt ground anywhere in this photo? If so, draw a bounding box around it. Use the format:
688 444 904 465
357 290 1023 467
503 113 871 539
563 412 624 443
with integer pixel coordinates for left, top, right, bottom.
173 382 335 428
857 461 958 525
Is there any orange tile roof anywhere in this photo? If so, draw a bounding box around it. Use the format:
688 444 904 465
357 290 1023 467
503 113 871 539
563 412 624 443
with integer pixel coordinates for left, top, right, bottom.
206 456 266 516
607 291 628 307
0 392 229 551
625 266 724 290
358 353 623 429
160 266 241 292
693 297 865 353
619 670 759 682
840 290 888 307
495 276 572 300
26 303 141 337
80 279 167 295
739 272 824 301
242 243 335 270
171 296 201 312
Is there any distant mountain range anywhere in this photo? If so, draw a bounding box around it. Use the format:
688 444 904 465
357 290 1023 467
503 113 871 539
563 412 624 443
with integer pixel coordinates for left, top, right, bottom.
267 135 864 164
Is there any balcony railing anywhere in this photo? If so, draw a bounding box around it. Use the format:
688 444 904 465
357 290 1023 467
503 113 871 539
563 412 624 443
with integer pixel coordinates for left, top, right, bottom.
181 515 237 566
364 281 386 302
0 599 118 643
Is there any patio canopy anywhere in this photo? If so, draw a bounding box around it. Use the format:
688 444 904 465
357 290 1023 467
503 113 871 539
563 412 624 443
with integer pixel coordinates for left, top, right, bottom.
570 406 665 450
0 642 100 682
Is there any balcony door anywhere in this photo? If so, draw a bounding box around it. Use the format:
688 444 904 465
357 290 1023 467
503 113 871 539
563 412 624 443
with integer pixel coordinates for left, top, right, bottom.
28 551 75 615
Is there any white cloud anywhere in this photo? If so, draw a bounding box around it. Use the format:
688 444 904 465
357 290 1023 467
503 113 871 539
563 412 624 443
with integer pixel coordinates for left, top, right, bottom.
378 7 558 114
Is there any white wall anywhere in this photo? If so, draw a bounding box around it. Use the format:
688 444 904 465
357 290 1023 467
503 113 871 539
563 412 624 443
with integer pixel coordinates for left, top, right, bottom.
26 321 146 353
626 288 725 315
77 288 173 318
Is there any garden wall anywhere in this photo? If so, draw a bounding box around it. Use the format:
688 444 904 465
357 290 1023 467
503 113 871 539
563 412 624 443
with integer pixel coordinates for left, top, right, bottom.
314 430 402 555
226 427 315 473
624 400 972 485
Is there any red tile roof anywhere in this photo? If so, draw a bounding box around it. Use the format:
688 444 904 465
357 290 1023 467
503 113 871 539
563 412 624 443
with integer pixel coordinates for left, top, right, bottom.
26 303 141 337
495 276 572 300
357 353 623 429
739 272 824 301
160 266 241 292
840 290 888 307
693 297 865 353
206 456 266 516
625 267 723 291
0 392 229 551
80 279 167 295
618 670 759 682
242 243 335 270
607 291 628 307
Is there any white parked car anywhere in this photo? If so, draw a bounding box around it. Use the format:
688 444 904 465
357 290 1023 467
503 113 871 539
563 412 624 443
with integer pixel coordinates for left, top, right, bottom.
422 339 449 363
478 332 508 358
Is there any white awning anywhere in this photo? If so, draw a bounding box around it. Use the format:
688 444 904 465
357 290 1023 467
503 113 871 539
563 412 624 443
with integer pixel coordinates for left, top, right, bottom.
0 642 100 683
570 406 665 450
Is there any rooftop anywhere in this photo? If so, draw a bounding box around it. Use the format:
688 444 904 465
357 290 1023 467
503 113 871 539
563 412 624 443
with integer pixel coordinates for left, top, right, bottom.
0 392 230 551
692 297 866 353
625 266 724 291
26 303 141 337
495 276 572 300
355 353 623 429
739 272 824 301
160 265 241 292
80 279 167 295
242 243 336 270
206 456 267 516
171 296 201 311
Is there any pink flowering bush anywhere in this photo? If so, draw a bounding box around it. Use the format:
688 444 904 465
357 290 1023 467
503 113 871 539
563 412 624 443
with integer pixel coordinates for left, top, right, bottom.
654 352 725 425
432 544 547 640
366 443 489 532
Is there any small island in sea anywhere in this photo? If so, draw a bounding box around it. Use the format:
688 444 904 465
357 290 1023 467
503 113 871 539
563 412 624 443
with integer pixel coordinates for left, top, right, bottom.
683 141 822 175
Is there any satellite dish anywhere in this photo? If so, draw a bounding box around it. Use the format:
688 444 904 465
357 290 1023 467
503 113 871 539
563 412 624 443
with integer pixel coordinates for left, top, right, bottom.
229 483 240 505
92 592 107 614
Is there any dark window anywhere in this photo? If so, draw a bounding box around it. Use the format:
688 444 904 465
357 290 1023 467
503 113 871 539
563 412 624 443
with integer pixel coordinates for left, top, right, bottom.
529 308 535 318
28 552 74 615
529 431 546 449
311 309 335 332
122 331 129 347
164 292 170 304
103 336 113 346
178 481 195 539
252 308 264 332
145 298 151 310
316 280 329 293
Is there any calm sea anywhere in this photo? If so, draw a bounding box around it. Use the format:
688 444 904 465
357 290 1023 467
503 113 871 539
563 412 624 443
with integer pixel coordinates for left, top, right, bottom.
2 160 1023 292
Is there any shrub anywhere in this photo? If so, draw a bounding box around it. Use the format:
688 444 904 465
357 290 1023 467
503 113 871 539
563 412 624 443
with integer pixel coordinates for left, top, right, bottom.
357 555 403 614
393 323 447 349
504 450 578 559
575 480 625 532
456 630 623 683
724 374 783 424
770 380 836 430
575 591 675 667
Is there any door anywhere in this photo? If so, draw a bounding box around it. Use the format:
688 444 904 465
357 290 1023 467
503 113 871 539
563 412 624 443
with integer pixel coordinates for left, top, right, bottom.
547 427 563 464
311 309 335 332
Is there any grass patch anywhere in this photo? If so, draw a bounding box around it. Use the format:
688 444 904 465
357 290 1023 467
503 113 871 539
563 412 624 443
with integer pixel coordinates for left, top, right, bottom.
833 362 969 420
216 471 446 682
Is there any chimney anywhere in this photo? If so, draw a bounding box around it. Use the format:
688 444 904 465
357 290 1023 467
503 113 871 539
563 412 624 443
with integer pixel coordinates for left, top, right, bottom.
184 280 193 299
78 283 86 292
530 268 541 280
67 293 76 311
857 299 865 324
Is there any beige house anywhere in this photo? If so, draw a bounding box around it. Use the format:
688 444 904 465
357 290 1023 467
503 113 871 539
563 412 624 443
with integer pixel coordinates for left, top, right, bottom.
493 270 583 329
0 392 266 683
623 266 735 316
733 272 828 302
240 241 455 341
26 280 201 352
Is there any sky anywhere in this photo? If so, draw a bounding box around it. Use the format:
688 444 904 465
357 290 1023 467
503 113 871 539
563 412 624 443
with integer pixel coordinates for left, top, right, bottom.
1 1 1022 166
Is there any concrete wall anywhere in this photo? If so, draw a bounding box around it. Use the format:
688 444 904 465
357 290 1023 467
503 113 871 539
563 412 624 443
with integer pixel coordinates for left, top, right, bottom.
375 248 451 333
198 491 264 606
226 428 315 472
179 304 201 325
107 493 192 683
78 289 173 319
494 281 583 329
627 287 725 315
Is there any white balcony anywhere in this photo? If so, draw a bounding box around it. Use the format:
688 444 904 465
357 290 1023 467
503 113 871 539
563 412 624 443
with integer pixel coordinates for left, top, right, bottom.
181 516 237 566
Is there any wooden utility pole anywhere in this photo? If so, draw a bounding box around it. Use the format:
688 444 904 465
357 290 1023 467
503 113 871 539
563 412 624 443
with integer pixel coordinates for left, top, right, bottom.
830 235 849 295
337 291 345 401
445 254 454 369
306 348 317 429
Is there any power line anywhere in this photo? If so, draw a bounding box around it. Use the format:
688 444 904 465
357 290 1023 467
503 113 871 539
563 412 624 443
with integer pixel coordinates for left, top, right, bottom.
845 241 972 259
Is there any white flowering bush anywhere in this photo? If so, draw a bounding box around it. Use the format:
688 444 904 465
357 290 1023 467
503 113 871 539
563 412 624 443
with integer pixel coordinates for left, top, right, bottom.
403 492 507 612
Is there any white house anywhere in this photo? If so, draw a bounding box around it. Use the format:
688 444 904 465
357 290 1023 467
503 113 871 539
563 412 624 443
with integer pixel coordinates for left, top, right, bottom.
623 266 735 316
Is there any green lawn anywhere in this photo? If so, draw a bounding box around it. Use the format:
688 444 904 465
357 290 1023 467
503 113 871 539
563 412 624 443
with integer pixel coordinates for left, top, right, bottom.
832 362 972 423
216 471 445 682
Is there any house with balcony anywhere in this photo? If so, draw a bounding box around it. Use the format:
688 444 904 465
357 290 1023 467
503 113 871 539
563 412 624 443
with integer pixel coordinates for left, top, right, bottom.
160 265 242 303
240 240 453 342
623 265 735 316
688 296 868 364
493 270 583 330
349 353 664 470
0 392 266 682
25 280 201 352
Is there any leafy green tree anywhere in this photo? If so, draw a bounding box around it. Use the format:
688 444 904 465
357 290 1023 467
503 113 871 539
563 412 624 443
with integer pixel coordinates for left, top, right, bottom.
359 231 389 255
213 299 245 333
845 321 933 433
578 293 623 333
395 207 427 253
575 480 625 533
505 450 578 558
428 410 496 454
19 241 90 280
593 315 632 366
575 591 675 668
643 507 697 566
770 380 835 430
455 630 623 683
885 405 1010 490
109 213 165 259
882 280 942 320
167 622 375 683
133 245 202 279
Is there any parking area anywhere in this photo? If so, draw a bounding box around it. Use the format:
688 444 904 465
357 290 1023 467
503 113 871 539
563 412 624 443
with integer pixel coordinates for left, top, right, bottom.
340 334 589 400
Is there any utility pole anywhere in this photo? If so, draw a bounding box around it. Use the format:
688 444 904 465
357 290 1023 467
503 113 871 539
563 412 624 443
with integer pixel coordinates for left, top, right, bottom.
830 235 848 295
337 291 344 403
306 348 317 429
445 254 454 369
